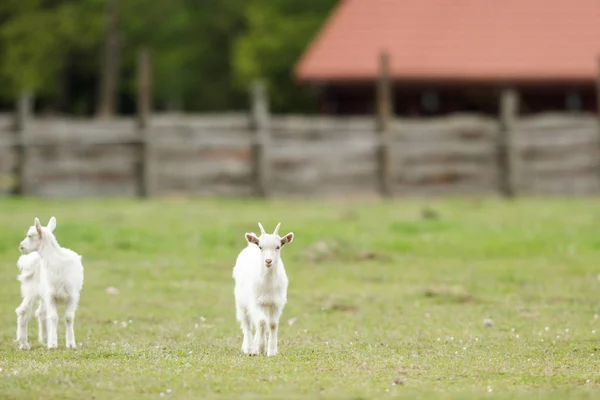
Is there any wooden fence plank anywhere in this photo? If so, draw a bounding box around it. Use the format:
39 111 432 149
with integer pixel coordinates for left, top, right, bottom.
0 109 599 199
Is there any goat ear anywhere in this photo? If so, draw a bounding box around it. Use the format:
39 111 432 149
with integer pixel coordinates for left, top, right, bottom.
245 232 260 246
47 216 57 232
34 218 42 236
280 232 294 246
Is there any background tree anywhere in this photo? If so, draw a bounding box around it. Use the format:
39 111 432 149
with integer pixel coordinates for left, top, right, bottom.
233 0 337 113
96 0 121 119
0 0 338 115
0 0 104 112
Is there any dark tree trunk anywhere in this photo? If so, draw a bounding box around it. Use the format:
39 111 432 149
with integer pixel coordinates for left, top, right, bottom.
96 0 121 119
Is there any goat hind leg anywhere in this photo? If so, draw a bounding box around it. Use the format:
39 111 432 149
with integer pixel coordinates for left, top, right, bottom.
65 295 79 349
45 297 59 349
36 301 47 345
15 297 33 350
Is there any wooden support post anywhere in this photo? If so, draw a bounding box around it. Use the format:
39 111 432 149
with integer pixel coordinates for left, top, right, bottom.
596 56 600 191
596 55 600 131
250 80 270 198
13 91 33 196
498 88 520 197
137 47 154 197
376 50 393 197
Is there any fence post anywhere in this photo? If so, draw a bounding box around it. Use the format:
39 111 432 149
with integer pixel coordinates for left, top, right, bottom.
250 80 270 197
597 55 600 135
498 88 520 197
137 46 154 197
13 91 33 196
596 56 600 191
376 50 393 197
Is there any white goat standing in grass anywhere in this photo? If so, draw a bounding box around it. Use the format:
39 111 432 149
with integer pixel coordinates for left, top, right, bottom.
19 217 84 349
233 222 294 356
15 251 47 350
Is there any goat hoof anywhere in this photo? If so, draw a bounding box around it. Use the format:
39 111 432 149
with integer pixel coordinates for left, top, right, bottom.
18 342 30 351
66 343 77 349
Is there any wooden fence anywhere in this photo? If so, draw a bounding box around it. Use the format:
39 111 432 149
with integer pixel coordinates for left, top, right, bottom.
0 108 599 198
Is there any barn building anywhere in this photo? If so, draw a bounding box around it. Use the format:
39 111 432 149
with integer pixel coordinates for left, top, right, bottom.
294 0 600 116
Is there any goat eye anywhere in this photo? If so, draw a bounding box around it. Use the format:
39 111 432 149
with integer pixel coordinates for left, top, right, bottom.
258 246 262 250
276 246 281 250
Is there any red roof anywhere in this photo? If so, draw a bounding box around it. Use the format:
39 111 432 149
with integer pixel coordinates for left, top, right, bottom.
295 0 600 84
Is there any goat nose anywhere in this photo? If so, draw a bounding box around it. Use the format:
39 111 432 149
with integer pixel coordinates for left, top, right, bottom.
265 259 272 265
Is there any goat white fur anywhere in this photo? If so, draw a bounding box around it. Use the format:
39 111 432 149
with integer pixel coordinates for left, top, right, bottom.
19 217 84 349
232 222 294 356
15 252 46 350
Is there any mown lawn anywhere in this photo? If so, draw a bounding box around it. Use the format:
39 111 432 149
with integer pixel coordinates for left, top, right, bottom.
0 197 599 399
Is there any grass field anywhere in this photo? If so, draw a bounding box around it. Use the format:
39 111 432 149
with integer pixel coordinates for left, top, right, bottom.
0 197 600 399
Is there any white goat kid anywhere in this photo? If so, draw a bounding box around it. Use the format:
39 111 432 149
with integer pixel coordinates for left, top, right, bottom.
19 217 84 349
15 251 47 350
233 222 294 356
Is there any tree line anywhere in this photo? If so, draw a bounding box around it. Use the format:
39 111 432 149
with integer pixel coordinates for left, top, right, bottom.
0 0 337 116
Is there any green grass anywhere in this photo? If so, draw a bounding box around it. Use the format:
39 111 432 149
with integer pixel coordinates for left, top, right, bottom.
1 197 600 399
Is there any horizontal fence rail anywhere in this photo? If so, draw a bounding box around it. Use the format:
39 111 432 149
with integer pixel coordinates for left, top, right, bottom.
0 110 599 198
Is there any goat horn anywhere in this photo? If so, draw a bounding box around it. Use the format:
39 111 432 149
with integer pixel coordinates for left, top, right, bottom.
257 222 266 235
273 222 281 235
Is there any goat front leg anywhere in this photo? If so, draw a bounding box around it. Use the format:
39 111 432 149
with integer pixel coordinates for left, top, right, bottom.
251 319 267 356
45 296 59 349
65 294 79 349
15 297 33 350
36 301 47 345
267 321 279 357
237 305 252 355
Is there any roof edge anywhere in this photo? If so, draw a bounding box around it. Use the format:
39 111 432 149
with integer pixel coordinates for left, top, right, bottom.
296 75 597 86
293 0 348 81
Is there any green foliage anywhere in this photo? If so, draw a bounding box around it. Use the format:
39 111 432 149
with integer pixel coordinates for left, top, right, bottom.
177 0 248 111
120 0 194 106
233 0 338 112
0 0 104 98
0 0 337 112
1 198 600 398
